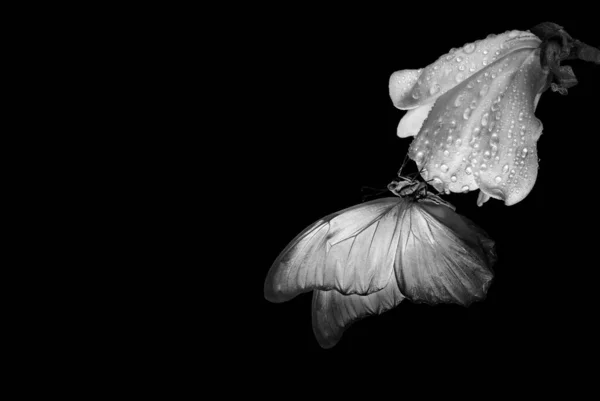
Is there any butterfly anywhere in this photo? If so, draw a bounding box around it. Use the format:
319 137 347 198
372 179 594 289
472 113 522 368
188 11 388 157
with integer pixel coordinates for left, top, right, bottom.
263 164 496 349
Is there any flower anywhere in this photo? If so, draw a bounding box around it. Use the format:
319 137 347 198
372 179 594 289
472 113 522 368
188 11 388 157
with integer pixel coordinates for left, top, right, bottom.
389 30 549 206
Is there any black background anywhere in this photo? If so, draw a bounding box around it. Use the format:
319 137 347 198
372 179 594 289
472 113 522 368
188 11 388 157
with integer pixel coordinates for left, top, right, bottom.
247 11 598 363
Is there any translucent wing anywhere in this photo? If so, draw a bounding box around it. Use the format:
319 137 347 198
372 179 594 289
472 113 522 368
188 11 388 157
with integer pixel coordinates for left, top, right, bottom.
312 282 405 349
264 198 407 303
395 200 495 305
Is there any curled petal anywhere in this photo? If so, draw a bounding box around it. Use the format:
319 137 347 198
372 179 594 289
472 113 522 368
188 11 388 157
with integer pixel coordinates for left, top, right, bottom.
391 29 549 205
389 30 541 111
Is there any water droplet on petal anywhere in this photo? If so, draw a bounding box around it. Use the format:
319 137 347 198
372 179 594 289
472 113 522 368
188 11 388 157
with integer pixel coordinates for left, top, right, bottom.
443 150 450 156
440 164 449 173
416 151 424 161
479 84 489 97
470 100 477 109
463 108 471 120
458 64 465 71
455 73 464 83
495 176 502 183
454 95 464 108
465 165 473 175
483 49 489 55
483 150 491 160
412 91 420 100
518 111 524 121
455 138 462 146
451 175 457 182
502 164 509 173
472 127 481 137
481 112 489 126
430 84 440 95
480 163 487 170
463 43 475 54
456 56 463 63
462 185 470 192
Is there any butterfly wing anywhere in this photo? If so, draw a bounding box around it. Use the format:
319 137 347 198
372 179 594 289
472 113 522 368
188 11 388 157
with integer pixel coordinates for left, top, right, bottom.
394 200 495 305
264 198 407 303
312 281 405 349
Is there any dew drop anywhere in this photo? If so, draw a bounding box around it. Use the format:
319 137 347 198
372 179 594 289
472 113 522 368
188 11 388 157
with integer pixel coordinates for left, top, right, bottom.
456 56 463 63
488 120 496 132
440 164 449 173
412 91 420 100
483 150 491 160
508 30 519 38
482 59 488 66
455 138 462 146
481 112 489 126
465 165 473 175
472 126 481 137
454 95 464 108
481 163 487 170
455 73 464 83
429 84 440 95
495 176 502 183
479 84 489 97
444 150 450 156
463 43 475 54
470 100 478 109
451 175 457 182
463 108 471 120
483 49 489 55
518 111 524 121
462 185 470 192
469 63 476 72
458 64 465 71
416 151 424 161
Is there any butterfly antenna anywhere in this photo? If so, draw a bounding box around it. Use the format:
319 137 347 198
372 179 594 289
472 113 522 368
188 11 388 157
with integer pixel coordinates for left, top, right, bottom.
396 153 411 179
360 185 389 202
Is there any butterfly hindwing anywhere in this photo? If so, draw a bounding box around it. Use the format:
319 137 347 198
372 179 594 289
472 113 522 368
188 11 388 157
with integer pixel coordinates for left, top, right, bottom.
312 280 405 349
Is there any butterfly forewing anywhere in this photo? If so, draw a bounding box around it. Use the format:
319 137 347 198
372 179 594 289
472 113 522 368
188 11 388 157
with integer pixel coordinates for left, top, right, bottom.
264 198 408 303
395 204 494 305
